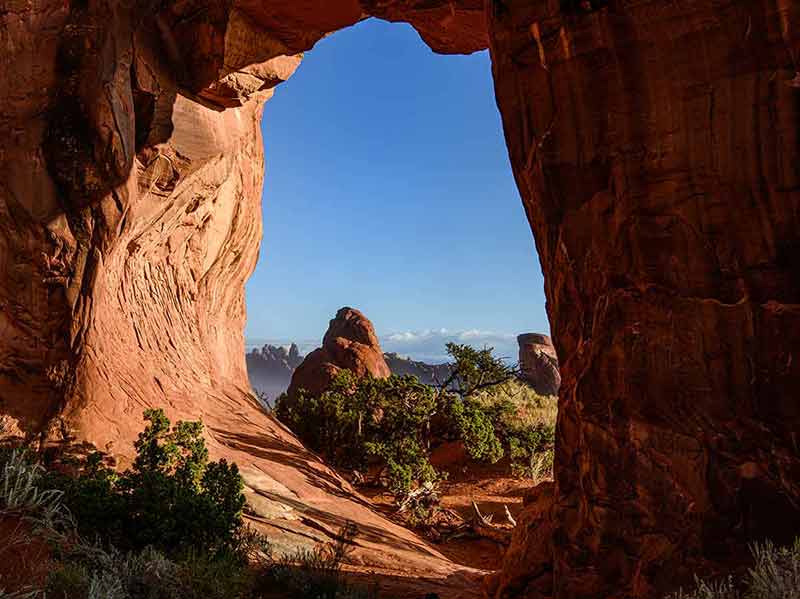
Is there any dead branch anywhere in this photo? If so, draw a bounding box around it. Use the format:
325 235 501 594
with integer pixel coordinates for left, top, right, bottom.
470 501 512 545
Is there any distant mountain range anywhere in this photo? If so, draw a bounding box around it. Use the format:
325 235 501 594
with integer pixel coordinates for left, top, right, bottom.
247 330 560 402
246 343 304 401
246 343 451 401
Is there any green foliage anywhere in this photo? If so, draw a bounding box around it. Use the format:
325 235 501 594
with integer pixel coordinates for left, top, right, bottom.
46 562 91 598
45 544 259 599
47 409 246 558
446 398 504 463
0 448 64 524
0 412 392 599
442 342 516 399
277 344 558 499
276 372 439 494
669 538 800 599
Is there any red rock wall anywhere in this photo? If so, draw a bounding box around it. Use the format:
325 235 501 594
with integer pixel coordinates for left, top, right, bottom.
489 0 800 596
0 1 490 591
2 1 800 597
0 1 278 451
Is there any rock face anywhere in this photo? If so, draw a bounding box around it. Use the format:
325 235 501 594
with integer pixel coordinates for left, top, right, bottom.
287 308 391 399
489 1 800 597
246 343 303 401
517 333 560 396
383 353 452 387
1 1 799 597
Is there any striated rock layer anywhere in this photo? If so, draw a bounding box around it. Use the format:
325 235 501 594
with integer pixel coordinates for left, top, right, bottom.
1 1 799 597
0 2 487 592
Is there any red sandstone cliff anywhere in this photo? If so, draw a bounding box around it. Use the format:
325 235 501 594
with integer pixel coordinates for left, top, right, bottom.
1 1 799 598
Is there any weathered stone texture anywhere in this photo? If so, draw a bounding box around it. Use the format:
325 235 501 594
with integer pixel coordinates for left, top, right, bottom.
489 0 800 596
287 307 391 399
0 1 490 589
1 0 799 597
517 333 560 396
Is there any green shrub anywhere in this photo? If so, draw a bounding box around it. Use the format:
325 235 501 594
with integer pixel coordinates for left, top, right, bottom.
0 411 278 599
276 372 439 494
46 409 246 558
46 562 91 598
0 448 64 524
277 344 559 497
45 544 256 599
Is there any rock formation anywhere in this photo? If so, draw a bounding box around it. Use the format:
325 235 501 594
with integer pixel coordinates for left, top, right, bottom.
1 1 799 597
247 343 451 398
383 352 452 387
489 2 800 596
286 307 391 399
517 333 560 396
246 343 303 401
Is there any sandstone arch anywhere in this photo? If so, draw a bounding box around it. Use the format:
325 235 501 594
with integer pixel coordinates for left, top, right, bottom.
1 1 798 597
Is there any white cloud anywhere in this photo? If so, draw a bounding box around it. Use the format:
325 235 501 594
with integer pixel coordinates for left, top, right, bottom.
380 329 520 364
247 329 527 365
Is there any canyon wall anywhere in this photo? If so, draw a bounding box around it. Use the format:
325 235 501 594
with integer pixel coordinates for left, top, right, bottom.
1 1 799 597
488 0 800 596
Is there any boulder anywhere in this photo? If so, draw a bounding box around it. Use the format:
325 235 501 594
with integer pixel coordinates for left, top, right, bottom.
286 308 391 398
517 333 560 396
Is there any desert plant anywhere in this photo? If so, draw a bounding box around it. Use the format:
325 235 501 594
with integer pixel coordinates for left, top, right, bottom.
0 449 63 522
277 346 558 496
748 538 800 598
670 577 740 599
46 409 247 558
46 531 265 599
276 372 439 494
0 590 41 599
668 537 800 599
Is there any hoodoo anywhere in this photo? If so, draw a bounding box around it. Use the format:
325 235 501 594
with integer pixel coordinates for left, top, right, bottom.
286 307 391 399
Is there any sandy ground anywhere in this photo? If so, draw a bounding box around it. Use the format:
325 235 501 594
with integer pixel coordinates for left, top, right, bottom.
362 441 534 573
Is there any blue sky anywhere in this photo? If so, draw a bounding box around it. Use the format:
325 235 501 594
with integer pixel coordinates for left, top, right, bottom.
244 18 547 361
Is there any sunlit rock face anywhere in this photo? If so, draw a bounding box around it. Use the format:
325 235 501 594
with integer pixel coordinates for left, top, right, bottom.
0 0 489 585
1 1 799 597
286 307 391 399
517 333 560 396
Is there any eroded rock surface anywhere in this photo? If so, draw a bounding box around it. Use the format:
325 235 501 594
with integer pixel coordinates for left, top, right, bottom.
1 1 799 598
0 2 488 592
517 333 560 396
489 0 800 596
287 307 391 399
